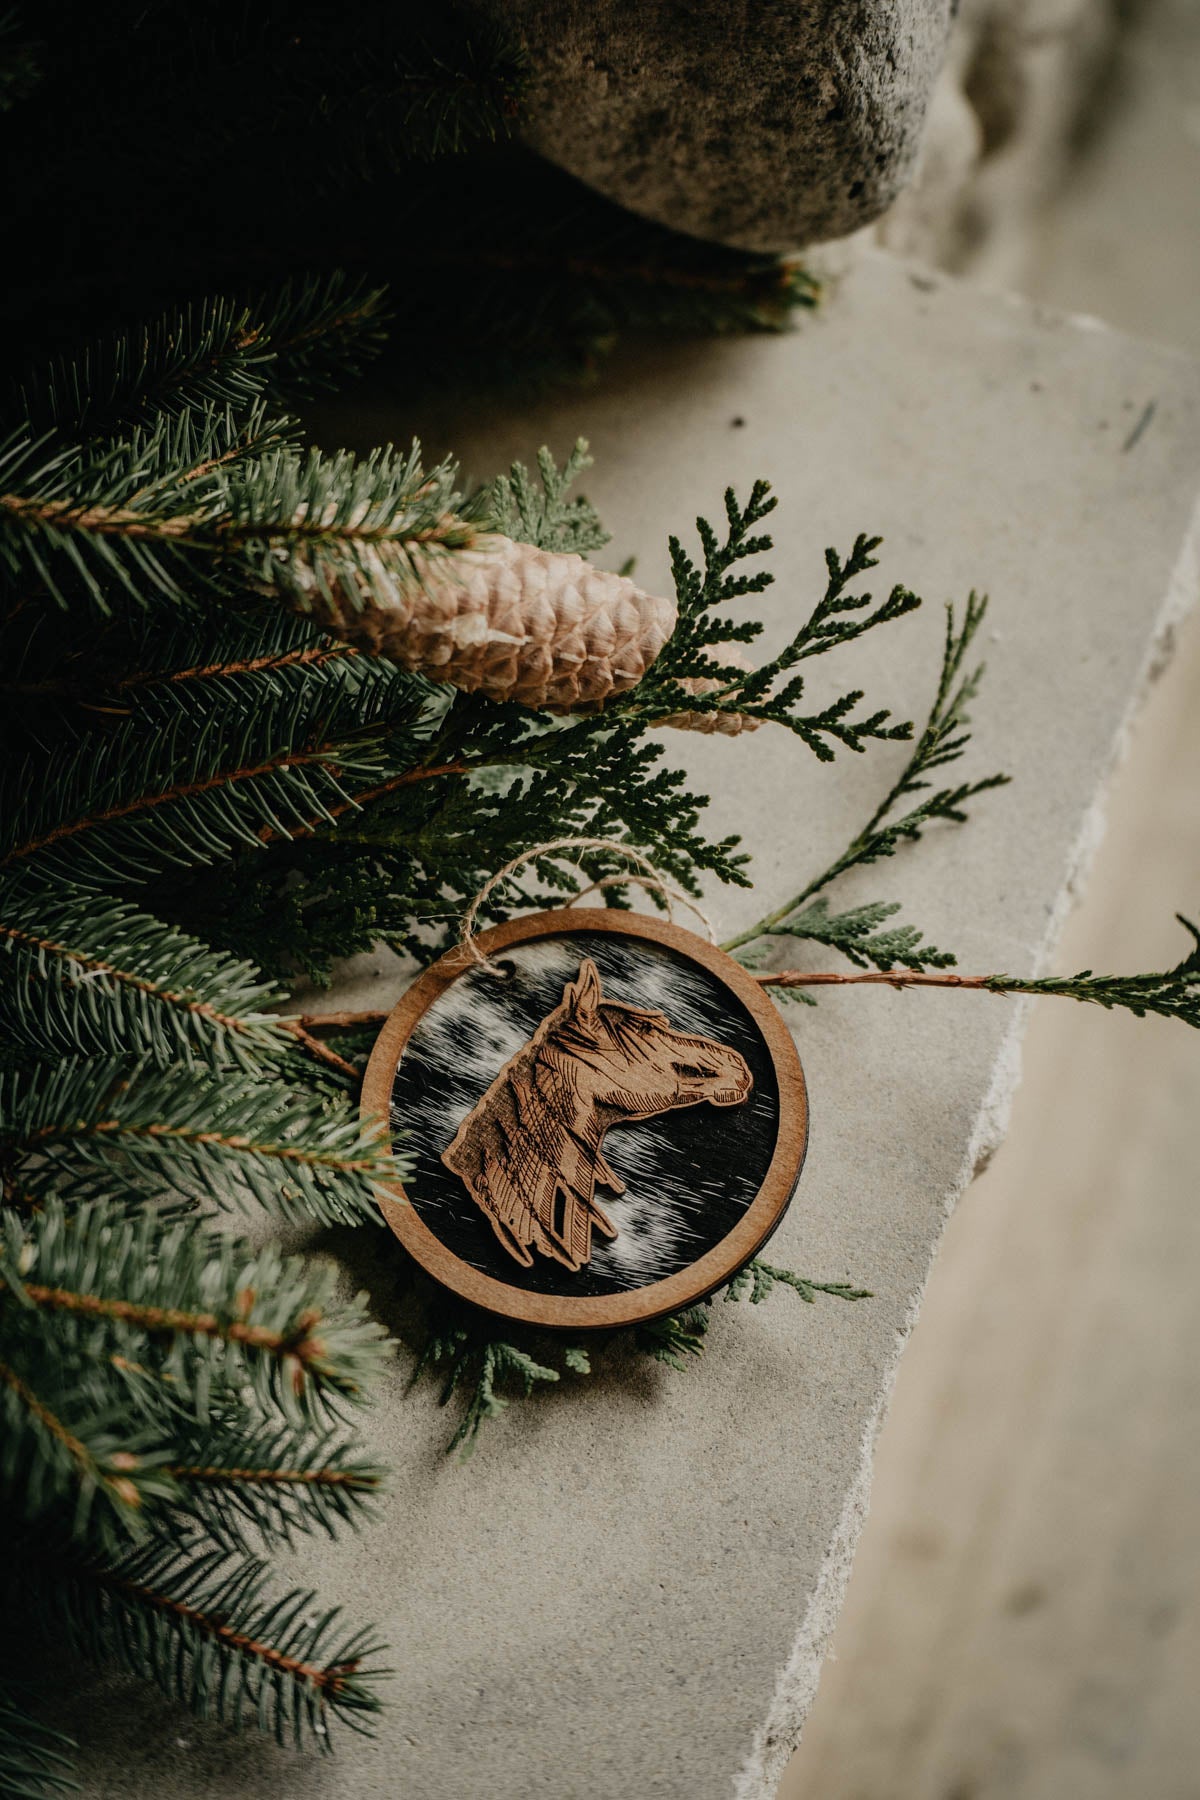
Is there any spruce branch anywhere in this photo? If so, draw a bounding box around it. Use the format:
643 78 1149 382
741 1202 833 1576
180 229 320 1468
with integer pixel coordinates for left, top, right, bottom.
0 1683 77 1800
166 1423 383 1549
0 1352 178 1549
1 422 483 622
0 1056 398 1225
0 891 291 1070
246 270 391 404
0 679 424 890
15 1536 385 1748
14 297 273 441
1 1201 391 1427
0 588 357 722
0 401 290 612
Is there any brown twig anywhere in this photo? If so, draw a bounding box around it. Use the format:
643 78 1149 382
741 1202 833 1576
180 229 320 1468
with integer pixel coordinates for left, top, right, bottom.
1 745 346 866
257 760 468 845
166 1461 378 1490
98 1568 360 1692
754 968 994 992
279 1019 362 1080
297 1009 390 1033
293 969 1001 1033
8 1282 327 1360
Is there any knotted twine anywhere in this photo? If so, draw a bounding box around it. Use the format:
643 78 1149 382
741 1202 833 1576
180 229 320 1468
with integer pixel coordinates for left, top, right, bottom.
457 836 717 975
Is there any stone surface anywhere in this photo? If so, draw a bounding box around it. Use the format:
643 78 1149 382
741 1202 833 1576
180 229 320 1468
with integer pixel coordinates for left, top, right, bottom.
474 0 953 250
786 11 1200 1792
874 0 1120 276
48 252 1200 1797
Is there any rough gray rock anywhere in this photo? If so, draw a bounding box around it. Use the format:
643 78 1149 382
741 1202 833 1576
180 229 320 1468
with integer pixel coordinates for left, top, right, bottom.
475 0 954 251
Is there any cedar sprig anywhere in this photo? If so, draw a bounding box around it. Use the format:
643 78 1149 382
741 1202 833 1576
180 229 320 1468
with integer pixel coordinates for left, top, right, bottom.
408 1311 565 1458
0 1055 399 1226
617 491 919 758
12 1535 385 1750
634 1305 711 1370
484 437 609 558
965 916 1200 1026
760 895 957 975
724 591 1008 960
724 1261 873 1307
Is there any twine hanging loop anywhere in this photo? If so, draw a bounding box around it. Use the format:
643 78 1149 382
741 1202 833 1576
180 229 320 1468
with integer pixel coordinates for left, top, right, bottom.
458 836 716 972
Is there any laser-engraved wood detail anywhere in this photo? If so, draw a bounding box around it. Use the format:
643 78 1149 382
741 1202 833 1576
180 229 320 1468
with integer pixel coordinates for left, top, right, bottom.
441 958 753 1271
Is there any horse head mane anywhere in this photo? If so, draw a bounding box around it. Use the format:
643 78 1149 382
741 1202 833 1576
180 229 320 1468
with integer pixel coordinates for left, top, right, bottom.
440 956 751 1273
441 960 623 1271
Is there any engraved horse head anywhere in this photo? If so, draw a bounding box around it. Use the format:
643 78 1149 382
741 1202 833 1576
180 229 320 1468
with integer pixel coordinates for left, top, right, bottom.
441 958 753 1273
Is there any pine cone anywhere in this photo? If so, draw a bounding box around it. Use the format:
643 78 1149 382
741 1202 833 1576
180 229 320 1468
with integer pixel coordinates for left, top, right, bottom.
658 674 762 736
297 534 677 711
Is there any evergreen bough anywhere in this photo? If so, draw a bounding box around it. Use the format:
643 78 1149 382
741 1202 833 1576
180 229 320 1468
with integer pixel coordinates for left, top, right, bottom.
1 41 1196 1792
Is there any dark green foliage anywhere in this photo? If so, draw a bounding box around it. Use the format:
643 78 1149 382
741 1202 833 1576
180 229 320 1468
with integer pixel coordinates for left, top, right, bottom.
634 1305 712 1370
725 590 1009 966
1 1202 391 1434
0 8 39 116
0 22 818 1782
12 1537 385 1749
0 1056 397 1223
3 232 1193 1787
0 1686 76 1800
0 1198 389 1754
13 276 390 444
0 893 291 1069
407 1258 872 1450
0 5 812 402
624 506 920 758
167 1422 386 1550
487 439 609 557
761 896 956 974
409 1311 565 1457
979 915 1200 1027
724 1260 873 1307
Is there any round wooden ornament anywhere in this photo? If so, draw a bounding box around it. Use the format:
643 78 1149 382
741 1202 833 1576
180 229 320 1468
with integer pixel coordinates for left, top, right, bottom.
361 909 808 1330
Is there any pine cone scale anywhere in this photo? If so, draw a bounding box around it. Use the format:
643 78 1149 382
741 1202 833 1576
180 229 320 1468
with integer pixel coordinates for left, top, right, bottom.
295 534 676 710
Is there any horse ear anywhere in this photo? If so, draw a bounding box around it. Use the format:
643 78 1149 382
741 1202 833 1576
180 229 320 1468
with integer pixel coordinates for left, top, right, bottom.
567 958 603 1019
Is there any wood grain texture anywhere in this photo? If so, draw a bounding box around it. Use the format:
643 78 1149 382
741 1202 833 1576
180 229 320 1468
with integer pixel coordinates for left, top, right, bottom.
361 909 809 1329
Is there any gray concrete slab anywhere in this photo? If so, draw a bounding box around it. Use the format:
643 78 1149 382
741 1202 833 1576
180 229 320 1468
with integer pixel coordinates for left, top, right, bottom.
55 252 1200 1799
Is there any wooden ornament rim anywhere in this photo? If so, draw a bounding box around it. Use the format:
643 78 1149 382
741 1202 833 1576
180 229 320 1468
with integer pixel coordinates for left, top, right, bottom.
361 908 809 1330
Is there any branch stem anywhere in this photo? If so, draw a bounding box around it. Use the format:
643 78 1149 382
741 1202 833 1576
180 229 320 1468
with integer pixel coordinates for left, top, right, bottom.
755 968 994 991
